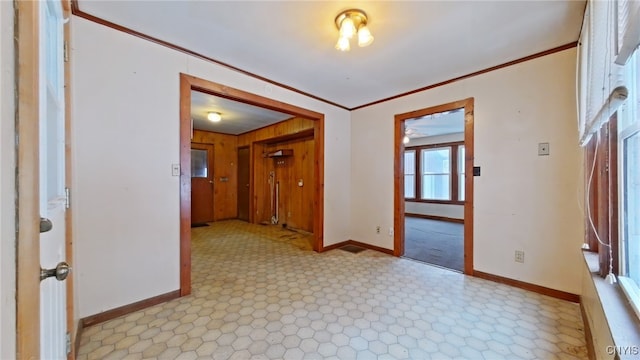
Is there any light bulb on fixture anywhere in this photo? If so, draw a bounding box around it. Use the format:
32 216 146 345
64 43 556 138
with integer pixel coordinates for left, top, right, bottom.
335 36 350 51
339 17 356 39
207 112 222 122
334 9 374 51
357 25 374 47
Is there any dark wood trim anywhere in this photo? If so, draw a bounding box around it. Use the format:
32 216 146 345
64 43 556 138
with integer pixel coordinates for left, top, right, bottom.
323 240 394 255
69 3 348 111
405 141 465 150
74 320 84 357
71 0 575 111
258 128 315 145
463 99 475 276
395 98 474 276
579 301 596 360
406 141 465 203
179 75 192 296
352 42 577 110
63 1 77 359
180 74 325 291
405 213 464 224
585 136 599 252
473 271 580 303
81 290 181 328
348 240 394 255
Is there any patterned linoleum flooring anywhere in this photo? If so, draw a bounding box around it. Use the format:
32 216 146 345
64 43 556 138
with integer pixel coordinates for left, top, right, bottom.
77 220 588 359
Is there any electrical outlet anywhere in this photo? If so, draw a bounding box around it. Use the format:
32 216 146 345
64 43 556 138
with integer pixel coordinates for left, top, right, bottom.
388 227 394 236
376 226 381 234
515 250 525 263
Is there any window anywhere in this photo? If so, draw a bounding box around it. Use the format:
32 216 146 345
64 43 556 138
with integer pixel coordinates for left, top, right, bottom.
39 0 65 213
404 150 416 198
421 148 451 200
404 142 464 203
618 51 640 317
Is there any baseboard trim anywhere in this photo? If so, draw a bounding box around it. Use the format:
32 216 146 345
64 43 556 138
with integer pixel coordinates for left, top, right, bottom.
81 290 181 327
405 213 464 224
322 240 394 255
74 319 84 357
473 270 580 303
579 299 596 360
348 240 394 255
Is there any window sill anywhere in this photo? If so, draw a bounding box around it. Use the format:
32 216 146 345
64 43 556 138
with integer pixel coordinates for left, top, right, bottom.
404 199 464 205
583 251 640 359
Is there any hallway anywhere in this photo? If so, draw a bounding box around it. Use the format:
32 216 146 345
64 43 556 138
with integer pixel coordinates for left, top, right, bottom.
77 220 587 359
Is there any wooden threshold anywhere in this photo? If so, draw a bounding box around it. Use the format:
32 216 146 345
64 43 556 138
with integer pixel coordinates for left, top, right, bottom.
473 271 580 303
80 290 180 328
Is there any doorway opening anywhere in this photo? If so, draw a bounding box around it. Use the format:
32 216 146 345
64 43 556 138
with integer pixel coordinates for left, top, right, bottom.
179 74 325 296
394 98 474 275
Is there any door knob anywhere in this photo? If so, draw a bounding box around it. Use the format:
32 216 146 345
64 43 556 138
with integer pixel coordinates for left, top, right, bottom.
40 262 71 281
40 217 53 233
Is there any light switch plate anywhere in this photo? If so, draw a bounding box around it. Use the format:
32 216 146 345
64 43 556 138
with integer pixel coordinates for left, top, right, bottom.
171 164 180 176
538 142 550 156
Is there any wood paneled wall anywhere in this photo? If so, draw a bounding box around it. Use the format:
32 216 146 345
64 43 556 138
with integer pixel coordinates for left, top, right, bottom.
192 118 315 231
237 117 314 146
239 117 316 232
256 137 314 232
192 130 238 221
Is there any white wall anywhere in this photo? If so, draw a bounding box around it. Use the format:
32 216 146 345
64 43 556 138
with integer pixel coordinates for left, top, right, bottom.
351 49 585 294
405 132 464 219
0 1 16 358
71 17 351 317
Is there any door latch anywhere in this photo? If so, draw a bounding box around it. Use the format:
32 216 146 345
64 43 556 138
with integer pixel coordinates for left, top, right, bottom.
40 262 71 281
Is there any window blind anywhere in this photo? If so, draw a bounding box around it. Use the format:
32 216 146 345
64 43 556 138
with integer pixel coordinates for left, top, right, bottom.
578 0 630 146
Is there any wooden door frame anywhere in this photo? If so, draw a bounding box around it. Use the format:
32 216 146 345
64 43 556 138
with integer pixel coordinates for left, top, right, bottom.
393 98 475 275
179 73 325 296
16 1 42 358
62 0 76 358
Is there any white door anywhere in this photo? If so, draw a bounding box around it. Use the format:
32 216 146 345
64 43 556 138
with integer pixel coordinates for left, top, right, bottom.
39 0 68 358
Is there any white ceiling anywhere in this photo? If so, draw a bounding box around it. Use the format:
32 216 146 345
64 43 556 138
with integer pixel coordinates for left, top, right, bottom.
406 108 465 139
76 1 585 110
191 91 292 135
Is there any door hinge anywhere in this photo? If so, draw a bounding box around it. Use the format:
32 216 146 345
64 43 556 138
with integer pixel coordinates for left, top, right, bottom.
64 41 69 62
66 332 71 354
65 187 70 209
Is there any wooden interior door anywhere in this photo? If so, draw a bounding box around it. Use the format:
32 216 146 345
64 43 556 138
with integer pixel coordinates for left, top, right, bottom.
191 143 214 224
237 147 250 221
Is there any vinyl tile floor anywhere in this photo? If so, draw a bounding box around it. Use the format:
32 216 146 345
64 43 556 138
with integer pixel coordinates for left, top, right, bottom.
77 220 588 359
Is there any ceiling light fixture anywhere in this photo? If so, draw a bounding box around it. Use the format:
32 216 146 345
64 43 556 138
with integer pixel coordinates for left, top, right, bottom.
335 9 374 51
207 112 222 122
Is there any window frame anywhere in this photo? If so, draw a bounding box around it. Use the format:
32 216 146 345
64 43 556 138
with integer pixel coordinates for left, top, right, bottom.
404 141 464 205
403 150 416 199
